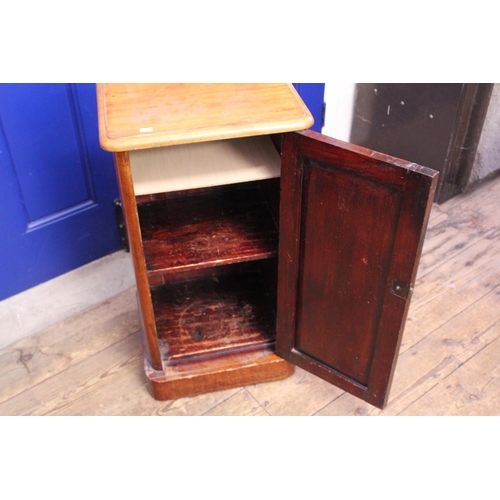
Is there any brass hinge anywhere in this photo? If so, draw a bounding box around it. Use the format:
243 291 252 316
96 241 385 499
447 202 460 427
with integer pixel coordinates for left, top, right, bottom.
113 199 129 252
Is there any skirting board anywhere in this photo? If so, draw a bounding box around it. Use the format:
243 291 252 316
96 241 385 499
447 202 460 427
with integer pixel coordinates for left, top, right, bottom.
0 250 135 350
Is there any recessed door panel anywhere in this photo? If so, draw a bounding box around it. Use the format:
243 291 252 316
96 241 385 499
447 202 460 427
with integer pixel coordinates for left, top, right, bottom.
296 160 402 386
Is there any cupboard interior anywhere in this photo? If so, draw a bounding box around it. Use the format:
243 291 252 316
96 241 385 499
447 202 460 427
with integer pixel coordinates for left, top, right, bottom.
131 134 282 369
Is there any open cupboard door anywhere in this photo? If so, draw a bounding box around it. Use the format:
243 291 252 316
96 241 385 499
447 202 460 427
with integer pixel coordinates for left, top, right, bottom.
276 130 438 408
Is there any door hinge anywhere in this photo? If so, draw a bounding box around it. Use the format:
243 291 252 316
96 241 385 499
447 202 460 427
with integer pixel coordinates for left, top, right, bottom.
390 279 412 300
114 199 130 252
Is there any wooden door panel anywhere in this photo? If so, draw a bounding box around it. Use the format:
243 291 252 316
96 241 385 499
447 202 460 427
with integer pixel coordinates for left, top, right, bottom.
295 163 402 386
277 130 438 408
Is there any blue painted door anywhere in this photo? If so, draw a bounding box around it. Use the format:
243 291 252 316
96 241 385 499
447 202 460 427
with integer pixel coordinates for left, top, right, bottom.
293 83 325 132
0 84 121 301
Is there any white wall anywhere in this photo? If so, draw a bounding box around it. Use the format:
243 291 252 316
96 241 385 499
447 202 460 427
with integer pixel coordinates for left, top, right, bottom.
322 83 356 142
471 84 500 184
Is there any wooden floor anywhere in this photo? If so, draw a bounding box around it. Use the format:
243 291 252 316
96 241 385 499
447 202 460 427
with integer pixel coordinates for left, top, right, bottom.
1 175 499 416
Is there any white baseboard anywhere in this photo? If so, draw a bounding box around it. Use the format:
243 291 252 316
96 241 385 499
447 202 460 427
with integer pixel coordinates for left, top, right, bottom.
0 250 135 350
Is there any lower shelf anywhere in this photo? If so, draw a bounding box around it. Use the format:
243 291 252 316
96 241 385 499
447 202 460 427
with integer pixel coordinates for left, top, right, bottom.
144 265 290 400
151 270 277 365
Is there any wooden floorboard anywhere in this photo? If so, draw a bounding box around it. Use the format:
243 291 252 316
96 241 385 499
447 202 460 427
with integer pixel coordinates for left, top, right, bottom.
1 176 499 416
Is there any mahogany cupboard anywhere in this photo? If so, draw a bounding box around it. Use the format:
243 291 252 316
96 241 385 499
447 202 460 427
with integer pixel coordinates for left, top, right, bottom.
97 84 438 409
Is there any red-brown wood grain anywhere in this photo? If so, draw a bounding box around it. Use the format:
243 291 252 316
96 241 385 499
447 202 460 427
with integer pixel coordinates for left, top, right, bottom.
137 182 279 286
276 130 438 408
145 345 294 401
151 268 277 364
113 152 163 371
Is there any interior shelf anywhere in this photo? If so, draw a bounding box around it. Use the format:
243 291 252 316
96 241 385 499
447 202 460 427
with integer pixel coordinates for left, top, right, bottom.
137 183 279 285
152 269 277 365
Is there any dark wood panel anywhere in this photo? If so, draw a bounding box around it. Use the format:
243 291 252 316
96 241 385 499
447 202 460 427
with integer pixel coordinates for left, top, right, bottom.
152 268 277 365
295 161 402 386
137 182 279 285
277 130 438 408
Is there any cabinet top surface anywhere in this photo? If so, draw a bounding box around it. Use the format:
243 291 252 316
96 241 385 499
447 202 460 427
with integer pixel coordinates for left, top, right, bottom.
97 83 314 151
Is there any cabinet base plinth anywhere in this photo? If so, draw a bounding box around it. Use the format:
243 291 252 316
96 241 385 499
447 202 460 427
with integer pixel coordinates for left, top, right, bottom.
144 347 294 401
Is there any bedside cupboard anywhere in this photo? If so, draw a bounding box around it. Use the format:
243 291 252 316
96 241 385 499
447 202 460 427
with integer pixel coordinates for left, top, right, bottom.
97 84 438 408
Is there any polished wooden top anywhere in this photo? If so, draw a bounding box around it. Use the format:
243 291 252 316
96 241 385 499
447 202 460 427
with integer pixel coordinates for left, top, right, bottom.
97 83 314 151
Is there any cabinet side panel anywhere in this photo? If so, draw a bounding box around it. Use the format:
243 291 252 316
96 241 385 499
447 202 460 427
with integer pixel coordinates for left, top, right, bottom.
113 152 163 370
